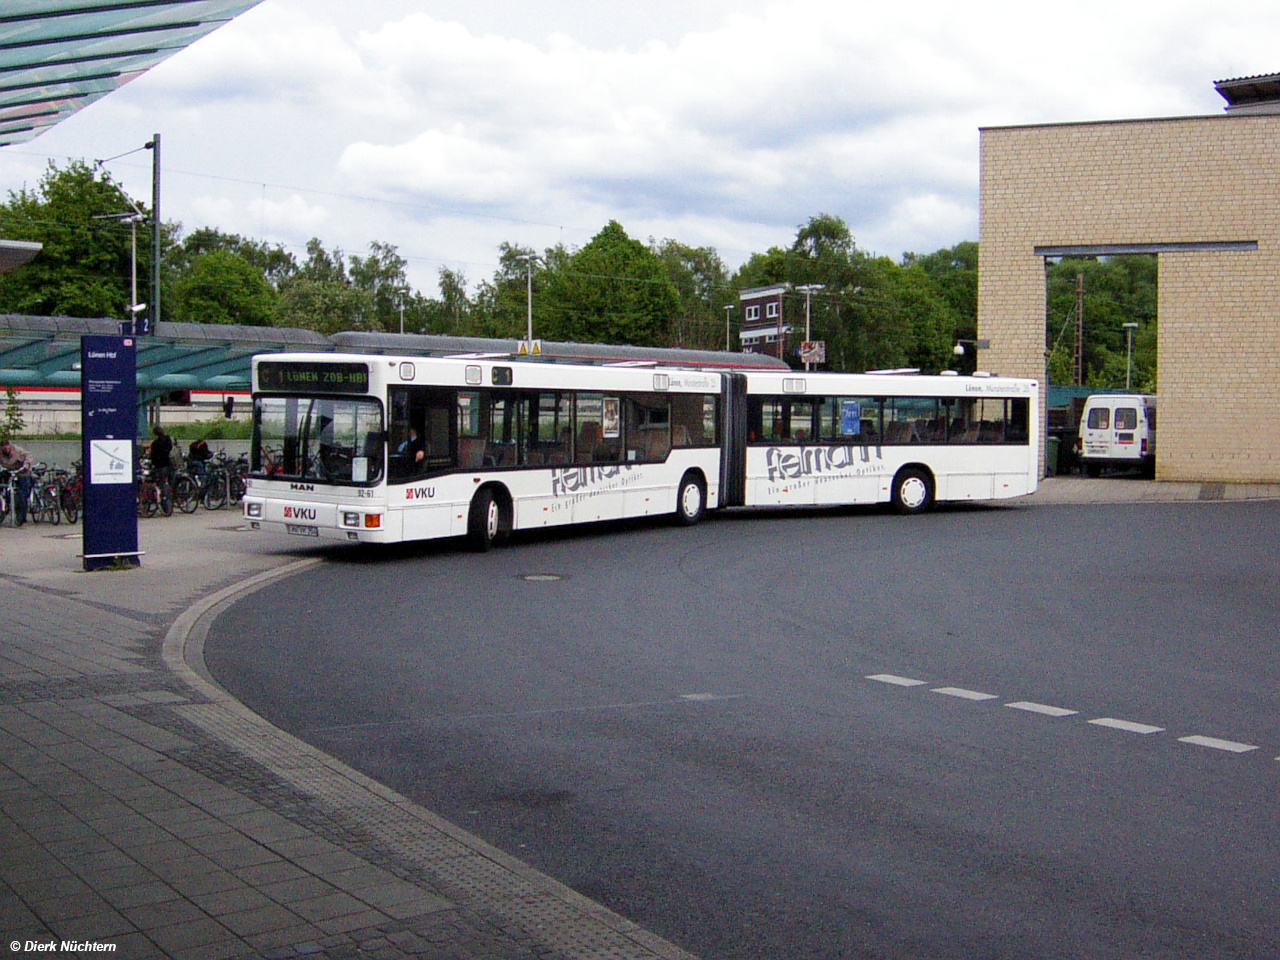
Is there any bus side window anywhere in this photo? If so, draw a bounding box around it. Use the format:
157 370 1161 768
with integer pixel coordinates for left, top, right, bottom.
672 394 716 447
626 394 670 462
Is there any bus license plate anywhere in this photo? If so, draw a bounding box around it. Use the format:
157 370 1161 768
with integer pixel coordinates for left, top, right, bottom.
286 523 319 537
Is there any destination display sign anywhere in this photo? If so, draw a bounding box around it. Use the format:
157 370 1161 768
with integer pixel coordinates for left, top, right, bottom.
258 360 369 393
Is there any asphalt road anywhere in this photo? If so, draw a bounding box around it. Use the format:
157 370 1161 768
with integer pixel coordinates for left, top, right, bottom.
206 500 1280 960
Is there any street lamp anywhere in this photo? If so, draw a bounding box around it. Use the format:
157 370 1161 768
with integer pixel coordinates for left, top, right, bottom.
796 283 825 370
95 135 160 333
724 304 734 352
953 338 991 373
1123 322 1139 390
516 253 539 350
94 207 146 330
144 134 160 333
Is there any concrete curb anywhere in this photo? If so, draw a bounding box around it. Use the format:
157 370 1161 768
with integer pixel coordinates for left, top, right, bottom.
162 554 699 960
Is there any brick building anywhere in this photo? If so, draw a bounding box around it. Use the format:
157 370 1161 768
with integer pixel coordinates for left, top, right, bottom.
978 75 1280 482
738 285 790 358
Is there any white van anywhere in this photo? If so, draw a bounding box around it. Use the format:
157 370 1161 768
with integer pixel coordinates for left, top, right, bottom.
1078 394 1156 477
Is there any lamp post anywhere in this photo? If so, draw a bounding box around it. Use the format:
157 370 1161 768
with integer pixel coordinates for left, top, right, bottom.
517 253 539 351
796 284 825 370
724 304 733 352
1123 322 1139 390
144 134 160 334
94 206 146 332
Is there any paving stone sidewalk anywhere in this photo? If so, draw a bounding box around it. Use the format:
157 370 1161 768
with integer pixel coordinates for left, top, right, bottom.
0 513 696 960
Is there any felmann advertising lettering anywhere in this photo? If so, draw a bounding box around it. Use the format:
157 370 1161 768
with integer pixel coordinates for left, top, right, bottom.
765 444 880 483
550 464 639 501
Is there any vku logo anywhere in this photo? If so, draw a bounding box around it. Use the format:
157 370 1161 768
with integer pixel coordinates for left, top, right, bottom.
405 486 436 500
282 505 318 520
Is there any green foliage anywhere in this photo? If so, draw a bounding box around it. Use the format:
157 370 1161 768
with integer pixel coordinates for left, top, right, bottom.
167 249 278 325
721 215 977 373
651 238 730 349
3 385 23 439
274 277 372 334
1046 255 1157 388
537 222 679 346
0 160 149 317
166 228 296 289
5 159 1112 382
348 240 410 331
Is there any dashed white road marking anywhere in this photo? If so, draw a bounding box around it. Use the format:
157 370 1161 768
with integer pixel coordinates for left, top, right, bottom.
1178 735 1258 754
866 674 928 687
864 674 1272 763
1006 701 1078 718
932 687 999 701
1088 718 1165 735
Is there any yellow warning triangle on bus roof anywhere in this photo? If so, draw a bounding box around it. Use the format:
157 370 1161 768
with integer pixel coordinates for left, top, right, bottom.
519 339 542 356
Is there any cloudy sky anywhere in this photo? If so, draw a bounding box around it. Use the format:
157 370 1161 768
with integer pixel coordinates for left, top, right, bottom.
2 0 1277 295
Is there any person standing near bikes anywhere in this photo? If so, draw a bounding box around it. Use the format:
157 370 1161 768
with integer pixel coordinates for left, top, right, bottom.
148 426 175 510
0 437 34 527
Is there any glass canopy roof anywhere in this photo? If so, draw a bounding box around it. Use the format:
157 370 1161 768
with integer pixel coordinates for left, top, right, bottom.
0 0 263 147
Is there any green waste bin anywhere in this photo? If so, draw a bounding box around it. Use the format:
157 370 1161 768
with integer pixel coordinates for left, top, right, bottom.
1046 436 1060 476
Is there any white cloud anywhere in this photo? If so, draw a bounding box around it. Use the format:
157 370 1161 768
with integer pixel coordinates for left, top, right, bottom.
12 0 1280 296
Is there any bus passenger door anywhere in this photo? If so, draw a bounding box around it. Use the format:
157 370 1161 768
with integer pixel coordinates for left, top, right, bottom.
720 373 748 507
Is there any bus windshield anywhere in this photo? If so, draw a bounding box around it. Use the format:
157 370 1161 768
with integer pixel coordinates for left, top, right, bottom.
253 395 384 484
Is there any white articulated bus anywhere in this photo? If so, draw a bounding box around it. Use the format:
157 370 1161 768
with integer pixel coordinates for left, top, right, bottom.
242 351 1039 548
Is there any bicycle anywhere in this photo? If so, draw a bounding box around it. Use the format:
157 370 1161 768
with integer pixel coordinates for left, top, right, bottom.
0 469 14 526
27 463 60 525
136 458 173 518
58 460 83 524
170 460 200 515
199 452 248 510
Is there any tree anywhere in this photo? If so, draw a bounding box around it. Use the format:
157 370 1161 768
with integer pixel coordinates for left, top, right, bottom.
167 249 278 325
470 242 542 339
1046 255 1157 388
902 241 978 338
3 386 23 440
0 160 153 318
348 241 410 331
166 228 296 289
431 267 471 334
538 222 679 346
275 279 371 335
651 239 729 349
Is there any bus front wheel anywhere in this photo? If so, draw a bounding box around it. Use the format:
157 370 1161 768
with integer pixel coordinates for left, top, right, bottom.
467 488 510 551
892 467 934 515
675 473 706 526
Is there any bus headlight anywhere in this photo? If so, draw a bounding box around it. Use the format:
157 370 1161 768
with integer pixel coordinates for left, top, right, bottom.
245 502 262 518
342 511 361 527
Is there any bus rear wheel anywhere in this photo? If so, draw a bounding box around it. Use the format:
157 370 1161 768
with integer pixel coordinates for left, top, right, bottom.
892 467 934 515
675 473 706 526
467 488 510 551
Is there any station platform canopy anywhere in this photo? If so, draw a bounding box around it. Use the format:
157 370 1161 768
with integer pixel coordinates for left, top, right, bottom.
0 315 790 394
0 0 264 147
0 314 328 392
